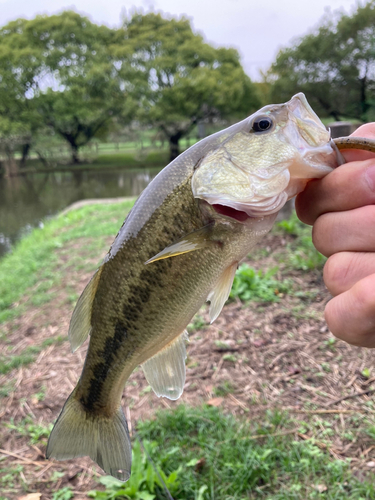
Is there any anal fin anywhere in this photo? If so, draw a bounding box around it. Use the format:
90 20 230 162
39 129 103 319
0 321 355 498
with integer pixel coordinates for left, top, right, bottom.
141 331 188 400
68 267 102 352
207 262 238 323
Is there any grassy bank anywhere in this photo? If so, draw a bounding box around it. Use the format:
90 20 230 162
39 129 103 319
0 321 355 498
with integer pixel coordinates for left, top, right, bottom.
0 199 135 325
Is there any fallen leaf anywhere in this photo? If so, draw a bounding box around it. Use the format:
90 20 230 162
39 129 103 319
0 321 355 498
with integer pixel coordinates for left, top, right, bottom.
314 484 327 493
253 339 267 348
207 397 223 407
288 366 301 375
18 494 41 500
195 457 206 472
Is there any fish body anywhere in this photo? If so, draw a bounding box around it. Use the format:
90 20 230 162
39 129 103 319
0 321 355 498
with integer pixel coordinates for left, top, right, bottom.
47 93 341 480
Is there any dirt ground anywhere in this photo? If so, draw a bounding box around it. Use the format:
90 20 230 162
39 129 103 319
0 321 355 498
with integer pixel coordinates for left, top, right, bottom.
2 231 375 499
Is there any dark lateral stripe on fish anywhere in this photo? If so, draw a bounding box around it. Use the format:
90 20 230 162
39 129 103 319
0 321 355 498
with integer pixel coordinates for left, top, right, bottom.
81 322 128 412
81 262 173 412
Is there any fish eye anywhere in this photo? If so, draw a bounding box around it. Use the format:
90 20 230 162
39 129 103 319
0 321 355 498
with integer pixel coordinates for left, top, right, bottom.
251 116 274 133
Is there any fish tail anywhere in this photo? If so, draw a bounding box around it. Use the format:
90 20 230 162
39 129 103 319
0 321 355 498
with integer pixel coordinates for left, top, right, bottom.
46 390 132 481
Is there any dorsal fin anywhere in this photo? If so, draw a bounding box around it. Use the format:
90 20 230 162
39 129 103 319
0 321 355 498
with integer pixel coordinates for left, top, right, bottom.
68 268 102 352
207 262 238 323
141 331 188 400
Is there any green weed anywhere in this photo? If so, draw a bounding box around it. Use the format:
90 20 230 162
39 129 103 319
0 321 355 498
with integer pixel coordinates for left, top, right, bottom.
52 487 74 500
32 385 47 402
133 405 375 499
88 440 181 500
229 264 291 302
362 368 371 378
213 380 235 396
187 314 206 333
276 212 326 271
0 465 24 491
214 340 231 350
222 354 237 362
0 336 65 374
6 416 53 444
0 381 15 398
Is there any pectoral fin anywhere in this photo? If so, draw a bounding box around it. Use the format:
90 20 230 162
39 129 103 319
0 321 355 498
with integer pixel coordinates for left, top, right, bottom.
207 262 238 323
68 268 102 352
145 224 214 265
141 331 188 400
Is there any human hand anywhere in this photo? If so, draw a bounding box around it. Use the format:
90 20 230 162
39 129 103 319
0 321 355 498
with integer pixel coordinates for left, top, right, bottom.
296 123 375 347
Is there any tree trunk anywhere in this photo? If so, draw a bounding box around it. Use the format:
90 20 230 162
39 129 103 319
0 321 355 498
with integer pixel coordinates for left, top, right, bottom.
360 75 369 118
329 110 341 122
71 144 80 164
169 134 182 162
20 142 31 169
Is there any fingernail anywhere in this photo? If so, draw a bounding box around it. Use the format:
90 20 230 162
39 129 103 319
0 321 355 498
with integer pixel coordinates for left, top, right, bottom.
365 165 375 191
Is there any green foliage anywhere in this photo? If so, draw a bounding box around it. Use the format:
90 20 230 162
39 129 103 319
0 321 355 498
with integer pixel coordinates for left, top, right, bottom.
6 416 53 444
52 487 74 500
0 381 14 398
134 405 375 499
229 264 291 302
88 440 181 500
123 12 260 160
0 465 24 489
276 212 326 271
32 385 47 402
0 11 139 164
213 380 235 396
362 367 371 378
0 336 64 374
268 1 375 121
187 314 206 333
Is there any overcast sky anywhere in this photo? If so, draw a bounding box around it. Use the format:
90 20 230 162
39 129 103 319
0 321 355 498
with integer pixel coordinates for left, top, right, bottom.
0 0 362 80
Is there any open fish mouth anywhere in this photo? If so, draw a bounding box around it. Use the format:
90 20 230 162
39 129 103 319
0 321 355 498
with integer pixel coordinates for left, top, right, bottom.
211 190 289 220
211 190 288 221
212 204 252 222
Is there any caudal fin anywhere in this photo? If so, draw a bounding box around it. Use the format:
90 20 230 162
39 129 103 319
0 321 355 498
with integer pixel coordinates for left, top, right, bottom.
46 391 132 481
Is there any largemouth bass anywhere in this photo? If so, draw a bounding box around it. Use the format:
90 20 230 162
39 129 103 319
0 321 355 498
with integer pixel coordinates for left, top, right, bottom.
47 93 362 480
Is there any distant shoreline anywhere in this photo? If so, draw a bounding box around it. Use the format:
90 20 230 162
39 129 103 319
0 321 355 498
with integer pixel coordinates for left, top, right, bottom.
59 197 136 216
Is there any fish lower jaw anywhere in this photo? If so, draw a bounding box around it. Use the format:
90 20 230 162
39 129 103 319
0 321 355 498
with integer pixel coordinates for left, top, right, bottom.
211 192 288 221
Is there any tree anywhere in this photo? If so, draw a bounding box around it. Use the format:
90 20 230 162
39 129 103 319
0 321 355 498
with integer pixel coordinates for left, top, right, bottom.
123 13 260 161
267 1 375 121
0 11 138 164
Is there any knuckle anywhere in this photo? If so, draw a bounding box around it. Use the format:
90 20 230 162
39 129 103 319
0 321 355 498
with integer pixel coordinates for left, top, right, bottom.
323 255 349 295
311 215 330 256
352 123 375 140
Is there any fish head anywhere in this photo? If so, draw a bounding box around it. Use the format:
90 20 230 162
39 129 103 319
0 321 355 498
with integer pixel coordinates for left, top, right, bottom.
192 93 341 220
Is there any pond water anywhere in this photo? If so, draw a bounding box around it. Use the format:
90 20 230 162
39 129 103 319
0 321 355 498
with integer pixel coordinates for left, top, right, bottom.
0 167 161 258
